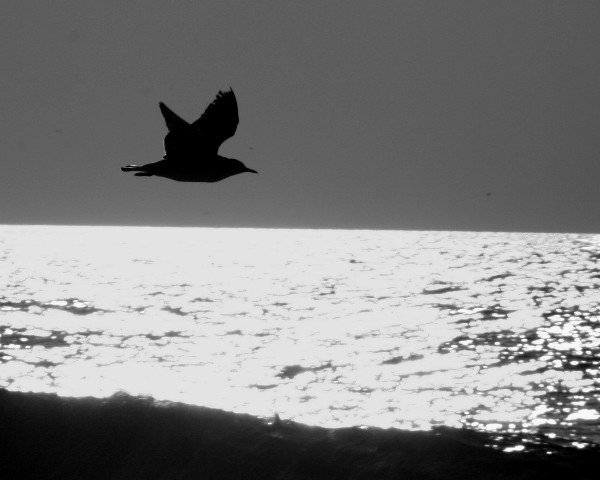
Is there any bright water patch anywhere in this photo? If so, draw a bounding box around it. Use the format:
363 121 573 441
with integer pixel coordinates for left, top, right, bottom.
1 225 600 452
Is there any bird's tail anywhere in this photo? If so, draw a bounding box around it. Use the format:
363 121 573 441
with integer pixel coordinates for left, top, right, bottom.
122 165 153 177
121 165 143 172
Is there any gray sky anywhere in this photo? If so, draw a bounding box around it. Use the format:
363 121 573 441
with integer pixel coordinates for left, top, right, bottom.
2 1 600 232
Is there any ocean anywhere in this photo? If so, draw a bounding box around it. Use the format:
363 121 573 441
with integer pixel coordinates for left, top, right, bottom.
1 225 600 477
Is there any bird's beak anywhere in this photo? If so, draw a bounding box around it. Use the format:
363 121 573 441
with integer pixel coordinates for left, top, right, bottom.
246 168 258 174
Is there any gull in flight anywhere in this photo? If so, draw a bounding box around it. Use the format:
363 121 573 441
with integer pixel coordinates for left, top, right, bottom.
122 88 257 182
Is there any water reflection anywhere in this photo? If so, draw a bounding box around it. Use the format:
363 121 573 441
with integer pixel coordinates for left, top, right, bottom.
1 226 600 452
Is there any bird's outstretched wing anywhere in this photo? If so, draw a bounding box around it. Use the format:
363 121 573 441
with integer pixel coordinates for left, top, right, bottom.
159 102 189 131
158 89 239 161
159 102 198 161
191 88 239 155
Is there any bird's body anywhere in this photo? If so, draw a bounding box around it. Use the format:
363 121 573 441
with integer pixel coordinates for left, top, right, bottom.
121 89 257 182
122 156 251 182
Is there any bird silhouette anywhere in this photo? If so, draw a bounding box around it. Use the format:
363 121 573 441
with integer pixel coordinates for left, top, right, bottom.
121 88 257 182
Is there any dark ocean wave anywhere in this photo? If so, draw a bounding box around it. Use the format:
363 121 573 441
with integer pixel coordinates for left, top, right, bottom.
0 389 596 480
0 296 105 315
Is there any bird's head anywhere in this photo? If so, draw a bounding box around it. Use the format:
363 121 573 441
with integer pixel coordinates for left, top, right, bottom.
230 158 258 175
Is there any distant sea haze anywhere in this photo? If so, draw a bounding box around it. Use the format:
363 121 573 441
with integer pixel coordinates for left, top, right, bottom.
1 225 600 453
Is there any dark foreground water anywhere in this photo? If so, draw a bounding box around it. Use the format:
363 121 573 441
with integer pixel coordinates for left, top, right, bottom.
1 225 600 476
1 389 597 480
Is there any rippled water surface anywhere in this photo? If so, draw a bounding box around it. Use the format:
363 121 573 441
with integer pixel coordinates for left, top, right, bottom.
1 225 600 451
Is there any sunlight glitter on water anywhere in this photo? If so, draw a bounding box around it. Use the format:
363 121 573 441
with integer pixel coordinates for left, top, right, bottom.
1 225 600 450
